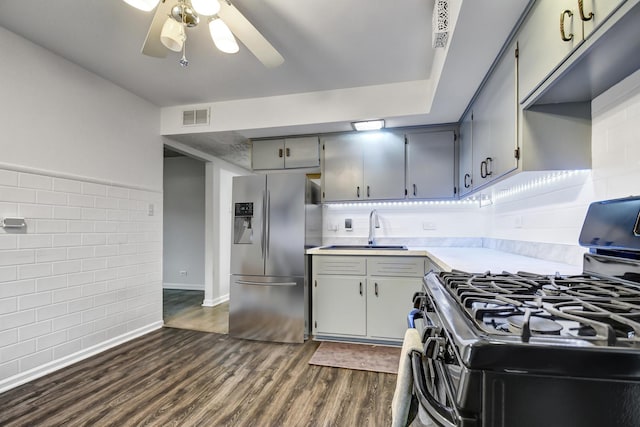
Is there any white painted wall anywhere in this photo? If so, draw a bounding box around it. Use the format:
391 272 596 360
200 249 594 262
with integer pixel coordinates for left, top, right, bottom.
0 28 163 392
0 27 162 191
163 157 205 290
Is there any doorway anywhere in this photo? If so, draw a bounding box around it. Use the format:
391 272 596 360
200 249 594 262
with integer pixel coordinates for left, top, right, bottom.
162 146 229 333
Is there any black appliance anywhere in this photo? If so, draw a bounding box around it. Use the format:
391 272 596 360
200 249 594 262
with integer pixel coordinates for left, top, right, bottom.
409 196 640 427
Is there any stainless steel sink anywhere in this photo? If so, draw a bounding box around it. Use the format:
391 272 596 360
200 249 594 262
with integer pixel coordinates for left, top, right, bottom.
319 245 408 250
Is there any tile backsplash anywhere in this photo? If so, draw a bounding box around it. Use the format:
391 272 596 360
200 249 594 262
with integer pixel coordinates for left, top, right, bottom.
0 167 162 390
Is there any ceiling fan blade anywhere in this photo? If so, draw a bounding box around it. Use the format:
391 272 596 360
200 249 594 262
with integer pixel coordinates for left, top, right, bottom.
217 1 284 68
141 0 173 58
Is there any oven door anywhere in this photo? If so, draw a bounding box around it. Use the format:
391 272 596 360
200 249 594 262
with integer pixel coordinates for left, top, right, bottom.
408 293 473 427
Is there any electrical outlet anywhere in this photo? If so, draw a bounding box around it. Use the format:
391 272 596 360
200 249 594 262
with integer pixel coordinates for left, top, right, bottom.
422 222 437 230
179 270 188 277
327 223 338 231
148 203 154 216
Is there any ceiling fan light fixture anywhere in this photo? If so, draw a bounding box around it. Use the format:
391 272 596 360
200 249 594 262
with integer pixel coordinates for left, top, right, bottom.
209 18 239 54
190 0 220 17
160 17 186 52
121 0 161 12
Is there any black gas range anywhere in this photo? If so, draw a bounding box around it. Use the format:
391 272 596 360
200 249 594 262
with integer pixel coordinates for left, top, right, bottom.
409 196 640 427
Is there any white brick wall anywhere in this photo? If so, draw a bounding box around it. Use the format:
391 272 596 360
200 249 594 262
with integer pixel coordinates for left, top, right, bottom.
0 167 162 386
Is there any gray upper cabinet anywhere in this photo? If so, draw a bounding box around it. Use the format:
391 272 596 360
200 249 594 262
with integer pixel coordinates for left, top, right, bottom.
321 132 405 202
458 110 474 196
471 40 519 191
406 130 456 199
362 133 405 200
518 0 582 103
582 0 626 38
252 136 319 170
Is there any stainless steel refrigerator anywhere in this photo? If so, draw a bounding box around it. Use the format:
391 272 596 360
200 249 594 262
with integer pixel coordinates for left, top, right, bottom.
229 173 321 343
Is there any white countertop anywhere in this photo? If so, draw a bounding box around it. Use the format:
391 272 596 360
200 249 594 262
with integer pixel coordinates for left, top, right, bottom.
307 245 583 275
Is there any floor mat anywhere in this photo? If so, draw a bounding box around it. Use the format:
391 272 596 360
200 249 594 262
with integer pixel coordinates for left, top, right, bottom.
308 341 401 374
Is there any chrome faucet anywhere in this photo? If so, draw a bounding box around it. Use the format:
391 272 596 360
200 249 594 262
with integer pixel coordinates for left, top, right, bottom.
368 209 380 245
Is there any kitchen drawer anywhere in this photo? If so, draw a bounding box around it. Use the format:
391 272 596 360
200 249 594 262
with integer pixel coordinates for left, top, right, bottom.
313 256 366 275
368 257 425 277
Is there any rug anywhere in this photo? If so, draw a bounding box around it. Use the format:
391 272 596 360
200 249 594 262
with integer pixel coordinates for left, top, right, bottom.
308 341 401 374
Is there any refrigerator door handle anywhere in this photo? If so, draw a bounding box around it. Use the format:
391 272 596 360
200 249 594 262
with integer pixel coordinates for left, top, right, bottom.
236 280 297 287
266 190 271 260
261 190 266 259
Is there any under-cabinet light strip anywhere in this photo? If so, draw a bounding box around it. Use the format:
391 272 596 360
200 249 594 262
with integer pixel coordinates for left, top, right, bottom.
325 199 481 208
492 170 590 202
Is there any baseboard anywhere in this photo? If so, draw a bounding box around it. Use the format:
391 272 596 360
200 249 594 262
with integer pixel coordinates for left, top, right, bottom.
202 294 229 307
0 321 163 394
163 282 205 291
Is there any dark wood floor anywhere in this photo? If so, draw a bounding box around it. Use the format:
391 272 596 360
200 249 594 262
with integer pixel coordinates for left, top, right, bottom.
163 289 229 334
0 328 396 426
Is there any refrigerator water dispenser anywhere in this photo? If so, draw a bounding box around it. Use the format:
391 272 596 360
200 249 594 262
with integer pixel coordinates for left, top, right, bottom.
234 202 253 244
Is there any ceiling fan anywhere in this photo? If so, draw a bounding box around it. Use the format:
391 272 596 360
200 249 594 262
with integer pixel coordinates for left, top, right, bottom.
122 0 284 68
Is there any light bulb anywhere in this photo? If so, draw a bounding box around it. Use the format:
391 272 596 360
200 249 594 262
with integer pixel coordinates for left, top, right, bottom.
209 18 239 53
160 18 186 52
191 0 220 16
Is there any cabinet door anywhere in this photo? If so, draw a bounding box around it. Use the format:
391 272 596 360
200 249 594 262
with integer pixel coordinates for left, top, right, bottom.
321 134 363 201
406 131 455 199
518 0 582 102
313 276 366 337
284 136 320 169
582 0 626 38
362 132 405 200
252 139 284 170
473 42 519 189
367 277 422 341
458 109 474 196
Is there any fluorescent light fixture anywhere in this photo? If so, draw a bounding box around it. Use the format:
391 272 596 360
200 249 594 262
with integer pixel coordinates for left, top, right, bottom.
121 0 160 12
191 0 221 17
209 18 240 53
351 119 385 131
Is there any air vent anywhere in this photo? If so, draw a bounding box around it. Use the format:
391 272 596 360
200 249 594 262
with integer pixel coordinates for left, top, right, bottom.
182 108 210 126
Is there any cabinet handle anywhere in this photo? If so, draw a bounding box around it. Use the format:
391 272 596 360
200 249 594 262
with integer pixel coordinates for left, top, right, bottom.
578 0 593 21
485 157 493 176
285 147 291 157
375 282 379 297
278 148 283 158
480 161 487 179
464 173 471 189
357 186 360 198
367 186 370 198
560 10 574 42
413 184 417 197
359 282 363 296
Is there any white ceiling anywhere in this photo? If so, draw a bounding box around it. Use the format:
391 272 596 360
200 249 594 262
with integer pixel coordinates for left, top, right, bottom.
0 0 530 167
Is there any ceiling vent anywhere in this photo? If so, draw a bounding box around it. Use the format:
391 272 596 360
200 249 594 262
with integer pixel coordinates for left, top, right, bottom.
432 0 449 48
183 108 210 126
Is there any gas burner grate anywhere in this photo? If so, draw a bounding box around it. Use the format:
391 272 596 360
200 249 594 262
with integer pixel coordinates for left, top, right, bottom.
438 271 640 347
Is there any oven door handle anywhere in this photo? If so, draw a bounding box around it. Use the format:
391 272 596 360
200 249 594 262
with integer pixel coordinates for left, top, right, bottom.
407 309 424 328
411 351 458 427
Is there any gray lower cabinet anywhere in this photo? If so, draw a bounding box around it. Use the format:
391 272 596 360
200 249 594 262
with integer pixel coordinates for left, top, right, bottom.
312 255 426 343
